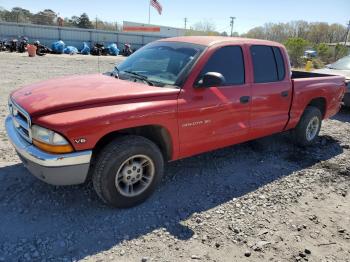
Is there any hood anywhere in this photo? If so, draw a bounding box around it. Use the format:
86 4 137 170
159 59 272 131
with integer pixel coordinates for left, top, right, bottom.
11 74 180 116
313 68 350 81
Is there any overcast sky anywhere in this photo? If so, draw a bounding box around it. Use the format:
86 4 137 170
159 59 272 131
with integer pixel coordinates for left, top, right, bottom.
0 0 349 33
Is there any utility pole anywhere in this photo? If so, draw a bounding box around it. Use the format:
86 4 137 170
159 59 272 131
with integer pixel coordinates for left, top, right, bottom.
184 17 188 29
95 16 98 30
230 17 236 37
148 1 151 24
345 20 350 46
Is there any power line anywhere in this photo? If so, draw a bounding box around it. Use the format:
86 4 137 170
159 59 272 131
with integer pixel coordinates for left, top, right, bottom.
230 17 236 37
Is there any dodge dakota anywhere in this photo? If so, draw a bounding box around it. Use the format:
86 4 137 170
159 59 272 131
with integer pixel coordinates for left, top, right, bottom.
5 36 346 207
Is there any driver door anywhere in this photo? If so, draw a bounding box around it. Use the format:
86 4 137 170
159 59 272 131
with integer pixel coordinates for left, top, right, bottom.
177 45 251 158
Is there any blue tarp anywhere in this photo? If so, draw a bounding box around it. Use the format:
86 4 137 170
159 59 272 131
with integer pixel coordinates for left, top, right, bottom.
107 43 119 56
51 40 65 54
64 46 78 54
80 42 90 55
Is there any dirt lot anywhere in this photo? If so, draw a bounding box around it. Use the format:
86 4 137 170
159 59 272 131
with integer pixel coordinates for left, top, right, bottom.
0 52 349 262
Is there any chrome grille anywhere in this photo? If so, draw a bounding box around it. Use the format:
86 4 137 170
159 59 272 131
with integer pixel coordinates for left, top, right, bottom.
8 98 32 143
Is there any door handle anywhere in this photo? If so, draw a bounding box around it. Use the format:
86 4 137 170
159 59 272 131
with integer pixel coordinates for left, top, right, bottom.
240 96 250 104
281 91 289 97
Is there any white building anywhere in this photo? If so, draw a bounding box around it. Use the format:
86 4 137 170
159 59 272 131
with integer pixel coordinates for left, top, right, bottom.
123 21 186 37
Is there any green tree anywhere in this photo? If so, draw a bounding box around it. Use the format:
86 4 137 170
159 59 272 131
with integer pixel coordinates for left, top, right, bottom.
64 15 79 27
316 43 332 64
1 7 32 23
284 37 310 67
334 44 349 60
0 7 8 21
77 13 93 29
32 9 56 25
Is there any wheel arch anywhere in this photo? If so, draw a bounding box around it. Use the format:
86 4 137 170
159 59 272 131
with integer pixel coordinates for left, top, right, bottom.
92 125 174 162
305 97 327 118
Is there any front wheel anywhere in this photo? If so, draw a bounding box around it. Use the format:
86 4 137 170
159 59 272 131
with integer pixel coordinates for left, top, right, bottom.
92 135 164 208
292 106 322 146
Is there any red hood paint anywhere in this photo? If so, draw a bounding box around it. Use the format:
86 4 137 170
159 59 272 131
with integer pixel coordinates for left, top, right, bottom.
11 74 180 116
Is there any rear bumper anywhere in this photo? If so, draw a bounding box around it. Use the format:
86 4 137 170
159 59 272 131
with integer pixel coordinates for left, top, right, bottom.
5 116 92 185
343 91 350 107
343 81 350 107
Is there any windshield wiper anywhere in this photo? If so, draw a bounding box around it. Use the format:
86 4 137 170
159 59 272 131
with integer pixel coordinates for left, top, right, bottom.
111 66 120 78
123 70 154 86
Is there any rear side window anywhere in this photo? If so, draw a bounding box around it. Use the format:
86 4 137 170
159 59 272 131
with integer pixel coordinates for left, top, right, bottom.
272 47 286 80
250 45 286 83
200 46 245 85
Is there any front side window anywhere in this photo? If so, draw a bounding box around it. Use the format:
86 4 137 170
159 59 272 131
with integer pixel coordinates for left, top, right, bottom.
199 46 245 86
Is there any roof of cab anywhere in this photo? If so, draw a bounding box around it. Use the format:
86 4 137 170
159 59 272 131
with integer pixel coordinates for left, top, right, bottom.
157 36 283 47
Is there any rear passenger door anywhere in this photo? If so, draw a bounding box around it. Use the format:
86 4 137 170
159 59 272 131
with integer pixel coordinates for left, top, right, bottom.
249 45 292 138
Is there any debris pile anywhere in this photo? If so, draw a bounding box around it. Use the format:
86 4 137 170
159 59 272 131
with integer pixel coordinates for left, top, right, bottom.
1 36 129 57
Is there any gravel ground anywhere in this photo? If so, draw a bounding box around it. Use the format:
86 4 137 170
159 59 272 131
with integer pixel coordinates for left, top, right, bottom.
0 52 349 262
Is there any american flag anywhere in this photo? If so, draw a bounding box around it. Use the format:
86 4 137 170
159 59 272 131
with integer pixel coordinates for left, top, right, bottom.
150 0 163 15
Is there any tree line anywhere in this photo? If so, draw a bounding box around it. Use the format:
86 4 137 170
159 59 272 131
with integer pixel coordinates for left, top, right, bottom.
188 20 349 66
242 21 347 44
0 7 118 30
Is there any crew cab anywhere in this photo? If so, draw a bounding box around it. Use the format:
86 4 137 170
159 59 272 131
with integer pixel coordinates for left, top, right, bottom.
5 36 346 207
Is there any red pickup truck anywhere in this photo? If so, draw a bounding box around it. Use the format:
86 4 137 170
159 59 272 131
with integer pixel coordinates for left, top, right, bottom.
6 36 346 207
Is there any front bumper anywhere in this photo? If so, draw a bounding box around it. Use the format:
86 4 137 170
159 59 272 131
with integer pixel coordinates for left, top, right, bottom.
5 116 92 185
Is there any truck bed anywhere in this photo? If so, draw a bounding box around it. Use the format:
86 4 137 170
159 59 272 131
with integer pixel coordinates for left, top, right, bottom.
291 70 334 79
289 71 345 124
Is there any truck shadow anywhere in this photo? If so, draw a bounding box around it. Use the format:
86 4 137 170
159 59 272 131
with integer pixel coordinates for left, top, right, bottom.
0 133 343 260
332 107 350 123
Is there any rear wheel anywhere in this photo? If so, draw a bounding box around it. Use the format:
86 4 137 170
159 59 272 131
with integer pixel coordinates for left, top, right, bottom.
92 135 164 208
292 106 322 146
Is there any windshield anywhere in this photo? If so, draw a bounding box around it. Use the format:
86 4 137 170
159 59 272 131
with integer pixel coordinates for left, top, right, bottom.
329 56 350 70
116 41 205 86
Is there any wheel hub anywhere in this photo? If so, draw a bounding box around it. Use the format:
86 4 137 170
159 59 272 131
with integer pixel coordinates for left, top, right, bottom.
306 116 320 141
115 154 155 197
121 162 142 184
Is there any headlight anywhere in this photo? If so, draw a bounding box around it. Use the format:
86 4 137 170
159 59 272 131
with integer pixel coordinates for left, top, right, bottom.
31 125 73 154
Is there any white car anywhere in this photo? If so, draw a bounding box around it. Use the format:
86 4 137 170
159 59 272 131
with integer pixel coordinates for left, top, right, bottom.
314 56 350 106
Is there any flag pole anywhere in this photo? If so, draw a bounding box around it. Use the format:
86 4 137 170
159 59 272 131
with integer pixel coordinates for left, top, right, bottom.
148 0 151 24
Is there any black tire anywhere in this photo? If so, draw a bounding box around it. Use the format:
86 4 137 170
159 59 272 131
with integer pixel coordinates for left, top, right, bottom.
92 135 164 208
292 106 322 146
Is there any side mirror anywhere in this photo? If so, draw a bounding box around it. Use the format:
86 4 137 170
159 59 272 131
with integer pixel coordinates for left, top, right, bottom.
196 72 225 88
